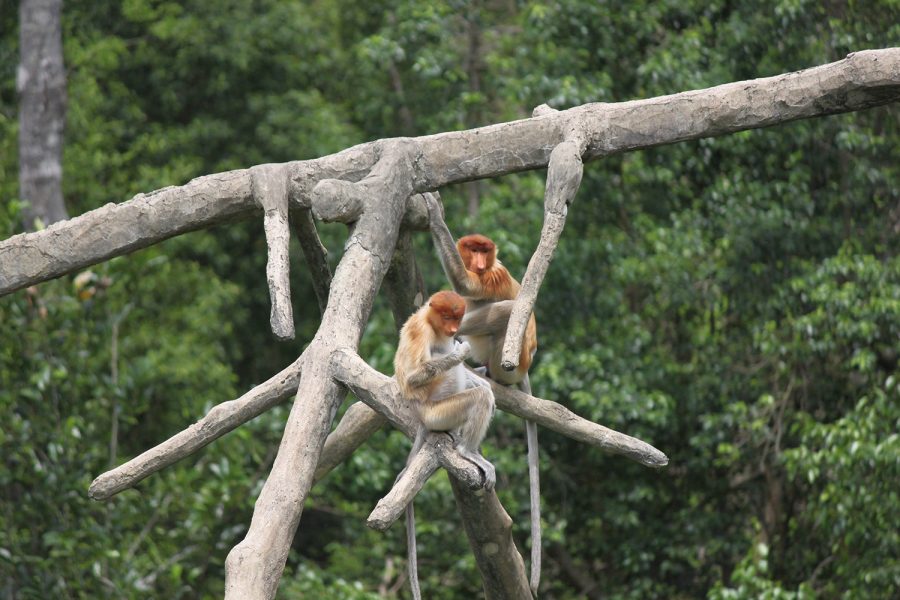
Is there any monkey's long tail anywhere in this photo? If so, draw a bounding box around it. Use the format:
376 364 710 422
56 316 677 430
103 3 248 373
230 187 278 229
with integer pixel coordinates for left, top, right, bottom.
407 502 421 600
526 418 541 595
521 375 541 596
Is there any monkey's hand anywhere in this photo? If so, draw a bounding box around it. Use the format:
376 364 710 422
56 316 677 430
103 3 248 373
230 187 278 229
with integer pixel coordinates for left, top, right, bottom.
423 192 444 225
453 340 471 361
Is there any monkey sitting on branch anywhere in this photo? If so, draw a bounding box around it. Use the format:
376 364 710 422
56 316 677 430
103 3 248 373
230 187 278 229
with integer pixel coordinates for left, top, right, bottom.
393 290 496 599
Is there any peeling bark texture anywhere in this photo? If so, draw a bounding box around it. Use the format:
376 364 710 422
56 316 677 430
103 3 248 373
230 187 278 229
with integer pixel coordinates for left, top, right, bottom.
290 207 332 315
18 0 68 229
450 478 532 600
89 358 303 500
251 164 294 340
3 50 898 297
2 50 897 599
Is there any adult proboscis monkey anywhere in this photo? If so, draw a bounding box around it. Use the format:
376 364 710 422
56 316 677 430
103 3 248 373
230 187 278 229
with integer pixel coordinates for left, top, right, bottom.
394 290 496 600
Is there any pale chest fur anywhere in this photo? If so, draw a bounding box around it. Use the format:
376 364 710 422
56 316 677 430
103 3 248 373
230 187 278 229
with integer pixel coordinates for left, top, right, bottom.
427 338 467 402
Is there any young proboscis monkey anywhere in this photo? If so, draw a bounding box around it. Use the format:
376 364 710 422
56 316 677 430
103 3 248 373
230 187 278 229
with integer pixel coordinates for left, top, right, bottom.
394 290 496 600
423 193 543 595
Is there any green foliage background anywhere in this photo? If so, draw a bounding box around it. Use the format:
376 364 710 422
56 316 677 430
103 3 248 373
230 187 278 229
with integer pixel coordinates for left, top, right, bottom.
1 1 898 598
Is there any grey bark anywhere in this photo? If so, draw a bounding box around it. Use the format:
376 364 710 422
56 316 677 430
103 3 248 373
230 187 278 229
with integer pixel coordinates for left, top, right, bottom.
18 0 68 229
223 144 419 599
251 164 294 340
291 207 332 315
89 357 303 500
3 49 898 296
450 477 532 600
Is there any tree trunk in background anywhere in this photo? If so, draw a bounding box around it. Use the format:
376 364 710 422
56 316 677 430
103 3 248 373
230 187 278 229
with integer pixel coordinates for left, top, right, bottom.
18 0 68 230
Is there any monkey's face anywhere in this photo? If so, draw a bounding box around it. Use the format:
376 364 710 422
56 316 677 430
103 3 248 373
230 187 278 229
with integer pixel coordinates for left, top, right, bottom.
427 291 466 338
458 234 497 275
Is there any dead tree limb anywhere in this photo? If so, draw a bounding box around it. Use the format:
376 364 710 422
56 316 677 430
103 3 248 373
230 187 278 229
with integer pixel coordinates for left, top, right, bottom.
450 477 532 600
223 142 418 599
291 207 332 315
251 164 295 340
489 379 669 468
89 356 304 500
2 49 897 297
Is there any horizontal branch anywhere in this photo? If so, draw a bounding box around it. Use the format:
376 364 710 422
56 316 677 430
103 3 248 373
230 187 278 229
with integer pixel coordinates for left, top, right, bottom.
89 357 303 500
487 378 669 468
417 48 900 185
1 50 895 296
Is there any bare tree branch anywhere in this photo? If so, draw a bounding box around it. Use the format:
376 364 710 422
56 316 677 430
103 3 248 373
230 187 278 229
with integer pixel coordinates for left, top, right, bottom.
251 164 294 340
450 478 532 600
314 203 427 485
501 137 583 371
314 401 385 484
488 379 669 468
224 142 417 599
366 433 486 531
3 49 897 297
89 357 303 500
291 207 332 315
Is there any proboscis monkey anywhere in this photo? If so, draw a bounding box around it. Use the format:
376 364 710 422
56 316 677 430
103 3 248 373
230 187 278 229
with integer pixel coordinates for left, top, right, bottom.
424 193 543 595
394 290 496 600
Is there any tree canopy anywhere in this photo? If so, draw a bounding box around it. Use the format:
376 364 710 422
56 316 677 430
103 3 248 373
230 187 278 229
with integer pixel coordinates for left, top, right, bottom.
1 1 898 598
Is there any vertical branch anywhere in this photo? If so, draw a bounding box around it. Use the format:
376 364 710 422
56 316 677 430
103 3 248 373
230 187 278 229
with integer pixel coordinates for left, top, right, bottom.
382 226 427 327
251 164 294 340
224 143 418 600
18 0 68 229
291 207 332 316
315 193 429 483
450 478 532 600
500 134 585 371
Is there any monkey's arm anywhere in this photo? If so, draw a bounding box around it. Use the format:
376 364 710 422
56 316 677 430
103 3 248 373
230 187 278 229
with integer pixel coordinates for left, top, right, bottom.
458 300 515 336
406 342 470 388
424 194 478 295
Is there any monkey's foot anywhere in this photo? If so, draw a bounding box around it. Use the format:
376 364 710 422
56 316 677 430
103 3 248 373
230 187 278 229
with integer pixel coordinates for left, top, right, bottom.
462 451 495 490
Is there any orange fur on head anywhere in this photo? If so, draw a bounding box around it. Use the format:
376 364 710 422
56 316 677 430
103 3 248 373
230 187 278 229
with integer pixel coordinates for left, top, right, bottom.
457 234 497 275
428 290 466 337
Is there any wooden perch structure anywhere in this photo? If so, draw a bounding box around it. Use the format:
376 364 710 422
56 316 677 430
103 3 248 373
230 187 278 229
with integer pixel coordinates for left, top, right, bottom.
1 49 898 600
